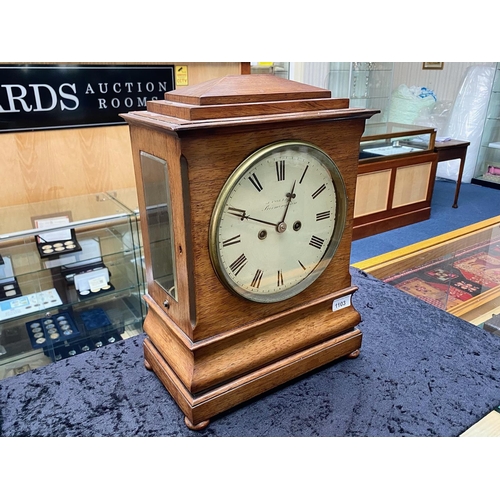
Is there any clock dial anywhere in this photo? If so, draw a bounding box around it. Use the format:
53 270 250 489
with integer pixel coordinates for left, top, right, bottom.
210 141 347 303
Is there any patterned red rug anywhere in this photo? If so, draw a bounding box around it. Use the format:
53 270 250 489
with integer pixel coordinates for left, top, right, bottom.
384 237 500 310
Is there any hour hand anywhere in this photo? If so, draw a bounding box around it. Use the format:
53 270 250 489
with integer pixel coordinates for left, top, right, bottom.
280 180 296 224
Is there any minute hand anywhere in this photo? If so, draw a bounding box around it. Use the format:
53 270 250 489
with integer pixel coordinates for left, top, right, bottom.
242 214 278 228
227 208 278 228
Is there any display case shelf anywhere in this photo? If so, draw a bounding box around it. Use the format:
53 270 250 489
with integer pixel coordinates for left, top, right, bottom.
472 63 500 189
0 193 146 380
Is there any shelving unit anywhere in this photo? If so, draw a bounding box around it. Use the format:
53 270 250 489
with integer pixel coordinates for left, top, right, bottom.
327 62 394 124
472 62 500 189
0 193 146 380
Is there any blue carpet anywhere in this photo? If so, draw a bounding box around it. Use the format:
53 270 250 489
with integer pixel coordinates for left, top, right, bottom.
1 267 500 437
351 179 500 264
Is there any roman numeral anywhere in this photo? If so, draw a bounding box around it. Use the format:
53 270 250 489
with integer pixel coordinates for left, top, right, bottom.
298 260 306 271
249 173 263 192
316 211 331 221
299 165 309 184
227 207 246 219
251 269 264 288
312 184 326 199
276 160 285 181
277 270 284 287
309 235 324 249
229 254 248 275
222 235 241 247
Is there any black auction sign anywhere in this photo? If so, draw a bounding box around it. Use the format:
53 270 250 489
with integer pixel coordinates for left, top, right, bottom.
0 65 175 132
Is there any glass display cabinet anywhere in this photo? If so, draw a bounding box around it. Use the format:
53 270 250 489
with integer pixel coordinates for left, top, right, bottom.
0 193 146 380
106 187 146 298
353 122 438 240
355 215 500 329
359 122 436 159
327 62 394 124
472 63 500 189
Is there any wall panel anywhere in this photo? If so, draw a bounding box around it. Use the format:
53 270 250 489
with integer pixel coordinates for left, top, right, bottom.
0 63 246 207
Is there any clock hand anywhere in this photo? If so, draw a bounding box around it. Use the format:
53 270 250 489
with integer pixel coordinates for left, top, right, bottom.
244 215 279 227
227 207 278 228
279 180 297 225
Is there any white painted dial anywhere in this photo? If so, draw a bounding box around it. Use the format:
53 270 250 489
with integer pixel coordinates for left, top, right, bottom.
209 141 346 303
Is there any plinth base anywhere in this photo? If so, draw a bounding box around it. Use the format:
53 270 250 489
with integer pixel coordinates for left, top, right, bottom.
144 327 362 429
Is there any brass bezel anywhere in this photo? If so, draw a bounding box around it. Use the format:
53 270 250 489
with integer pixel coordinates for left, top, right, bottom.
209 140 347 303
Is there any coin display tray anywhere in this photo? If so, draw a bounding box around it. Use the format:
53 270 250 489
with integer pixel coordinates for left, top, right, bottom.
79 308 113 331
26 312 80 350
0 278 22 302
73 267 114 299
49 331 123 362
36 229 82 259
61 261 105 284
77 282 115 299
0 288 63 321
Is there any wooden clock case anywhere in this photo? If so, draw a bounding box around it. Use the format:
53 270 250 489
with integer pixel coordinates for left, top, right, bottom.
122 75 377 429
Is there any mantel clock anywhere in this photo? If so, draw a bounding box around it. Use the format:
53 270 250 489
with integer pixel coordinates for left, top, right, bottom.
122 74 378 430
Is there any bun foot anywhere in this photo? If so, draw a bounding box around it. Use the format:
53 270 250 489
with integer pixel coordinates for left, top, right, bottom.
347 349 360 359
184 416 210 431
144 358 152 370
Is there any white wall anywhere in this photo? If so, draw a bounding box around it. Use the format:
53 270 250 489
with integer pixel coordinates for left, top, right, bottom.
291 62 496 103
392 62 495 102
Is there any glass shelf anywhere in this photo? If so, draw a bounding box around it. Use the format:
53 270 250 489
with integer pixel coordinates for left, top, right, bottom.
327 62 394 124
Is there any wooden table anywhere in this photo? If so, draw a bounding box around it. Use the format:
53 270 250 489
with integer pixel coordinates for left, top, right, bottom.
434 139 470 208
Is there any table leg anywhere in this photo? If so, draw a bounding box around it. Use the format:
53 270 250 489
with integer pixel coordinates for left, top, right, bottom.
453 153 466 208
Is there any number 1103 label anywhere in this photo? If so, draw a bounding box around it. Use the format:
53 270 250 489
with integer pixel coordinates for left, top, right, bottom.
332 294 352 312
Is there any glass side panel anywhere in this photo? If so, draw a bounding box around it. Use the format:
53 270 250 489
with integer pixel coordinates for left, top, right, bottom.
362 122 435 139
359 122 434 160
139 152 177 301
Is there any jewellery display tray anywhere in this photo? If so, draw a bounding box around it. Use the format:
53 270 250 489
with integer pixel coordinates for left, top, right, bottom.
36 228 82 259
0 278 22 303
61 262 115 299
26 311 80 350
25 307 123 362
